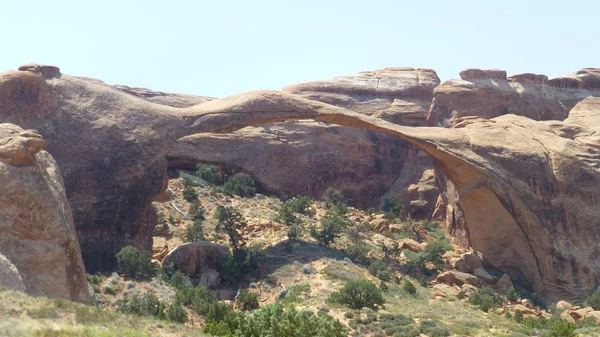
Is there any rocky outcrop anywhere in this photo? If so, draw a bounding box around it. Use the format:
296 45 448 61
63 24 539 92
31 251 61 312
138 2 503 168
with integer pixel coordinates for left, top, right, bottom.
0 254 25 292
0 66 185 272
0 123 89 302
161 242 230 288
427 67 600 126
283 67 440 126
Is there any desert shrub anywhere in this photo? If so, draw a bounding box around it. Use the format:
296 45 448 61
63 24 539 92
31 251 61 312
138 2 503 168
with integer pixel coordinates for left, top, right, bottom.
513 309 524 323
278 203 300 226
287 225 301 241
234 303 347 337
405 237 452 272
403 279 417 295
468 287 504 312
329 280 385 309
154 212 168 236
204 320 233 336
184 218 205 243
419 320 450 337
166 300 188 323
279 284 311 304
168 270 192 290
182 187 198 202
115 246 153 279
118 292 166 319
322 187 348 215
236 289 259 311
180 171 205 187
222 173 256 197
506 286 518 302
382 196 404 220
176 285 217 315
345 239 369 264
215 206 247 252
586 292 600 310
217 246 266 284
548 318 576 337
196 163 222 185
368 260 391 281
286 196 314 214
188 200 205 219
311 212 349 246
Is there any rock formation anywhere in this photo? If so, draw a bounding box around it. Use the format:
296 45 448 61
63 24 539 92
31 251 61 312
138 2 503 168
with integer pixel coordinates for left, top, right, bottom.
0 123 89 302
427 68 600 126
3 64 600 301
161 241 230 288
169 68 440 209
0 254 25 292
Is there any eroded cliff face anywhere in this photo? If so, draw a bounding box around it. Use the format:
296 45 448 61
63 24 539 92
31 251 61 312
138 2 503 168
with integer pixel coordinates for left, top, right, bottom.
0 65 183 272
427 68 600 126
0 123 89 302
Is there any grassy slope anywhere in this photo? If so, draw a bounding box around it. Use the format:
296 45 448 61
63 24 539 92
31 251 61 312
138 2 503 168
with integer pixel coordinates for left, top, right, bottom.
0 287 208 337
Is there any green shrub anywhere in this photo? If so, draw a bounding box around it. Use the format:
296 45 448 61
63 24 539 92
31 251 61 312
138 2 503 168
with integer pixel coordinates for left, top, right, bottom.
196 163 222 185
322 187 348 215
329 280 385 309
217 247 266 284
222 173 256 197
182 187 198 202
234 303 347 337
311 212 349 246
166 300 188 323
278 203 300 226
368 260 390 281
215 206 247 252
176 285 216 315
180 171 205 187
406 237 452 272
204 320 233 336
188 200 205 220
236 289 259 311
184 218 205 243
286 196 314 214
382 196 404 220
419 320 450 337
154 212 168 236
468 287 504 312
118 292 166 319
403 280 417 295
513 309 524 323
548 318 576 337
345 239 369 264
115 246 153 279
586 292 600 310
506 286 518 302
287 225 301 241
168 270 192 290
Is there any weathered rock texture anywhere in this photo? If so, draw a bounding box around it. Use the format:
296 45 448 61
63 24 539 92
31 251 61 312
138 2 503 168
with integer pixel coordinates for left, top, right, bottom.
0 123 89 302
179 89 600 300
3 64 600 301
427 68 600 126
169 68 440 210
0 254 25 292
283 67 440 126
0 65 183 272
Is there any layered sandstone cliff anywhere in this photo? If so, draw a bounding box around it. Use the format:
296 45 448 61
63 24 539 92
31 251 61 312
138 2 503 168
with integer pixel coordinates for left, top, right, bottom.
0 123 89 302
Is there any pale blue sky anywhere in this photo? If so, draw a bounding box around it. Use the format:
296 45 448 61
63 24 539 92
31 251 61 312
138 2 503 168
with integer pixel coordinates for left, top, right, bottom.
2 0 597 97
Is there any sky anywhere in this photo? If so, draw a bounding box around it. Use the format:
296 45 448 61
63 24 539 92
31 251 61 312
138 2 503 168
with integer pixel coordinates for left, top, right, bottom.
1 0 598 98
